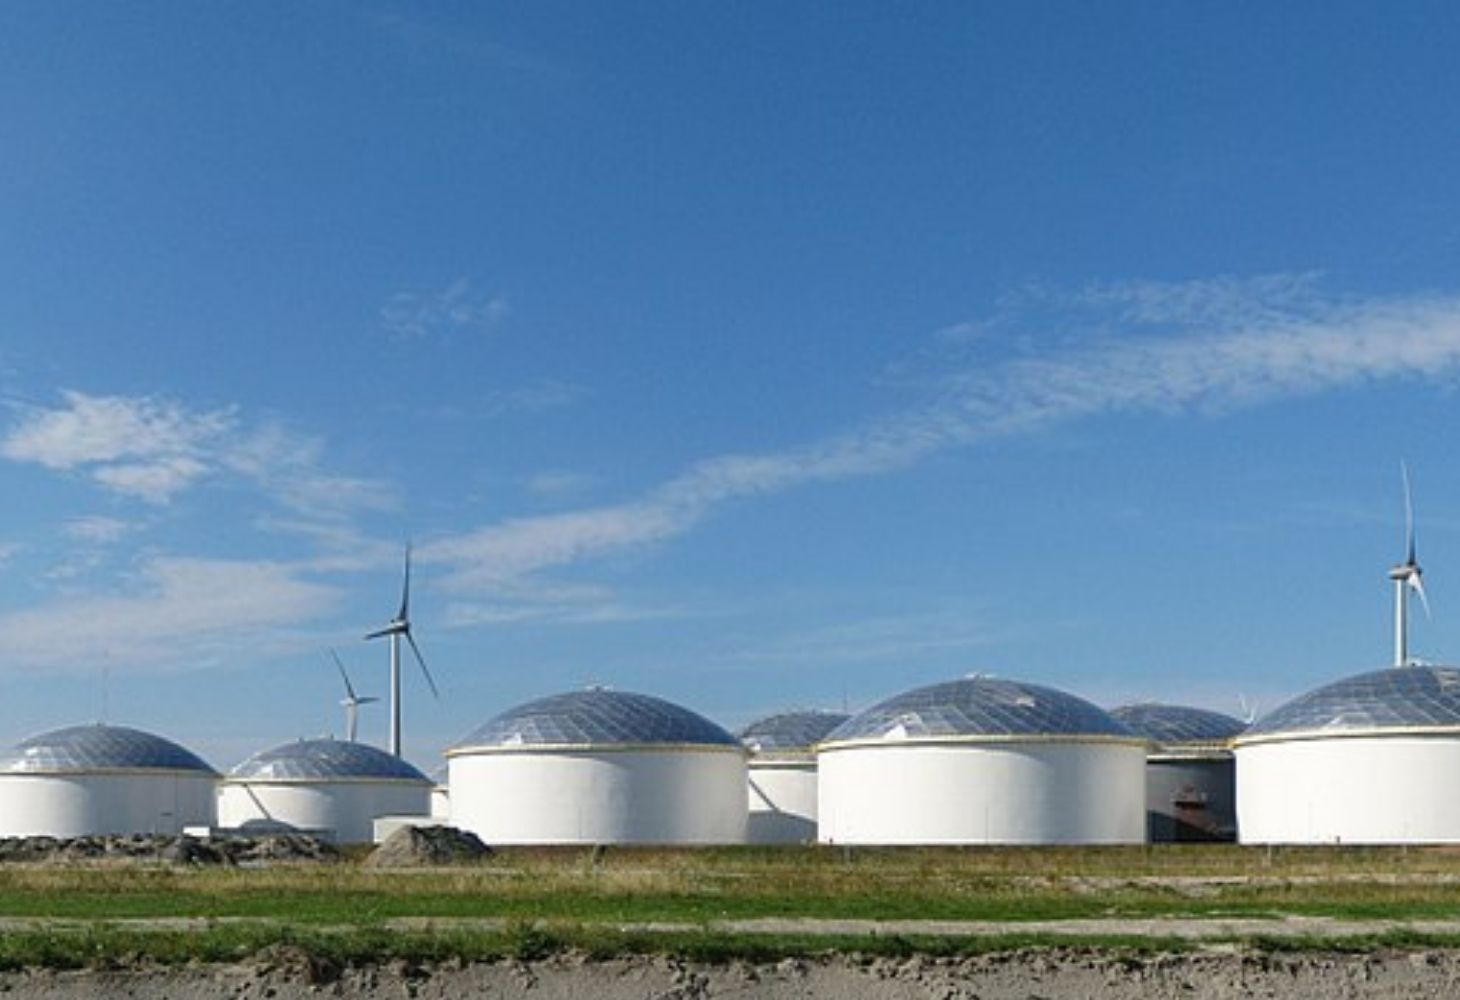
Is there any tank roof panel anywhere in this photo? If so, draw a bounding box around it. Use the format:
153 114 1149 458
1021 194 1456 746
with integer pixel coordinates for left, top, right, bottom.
1243 665 1460 739
825 677 1133 744
738 711 851 752
1109 703 1246 746
0 724 217 776
228 738 429 782
452 689 739 750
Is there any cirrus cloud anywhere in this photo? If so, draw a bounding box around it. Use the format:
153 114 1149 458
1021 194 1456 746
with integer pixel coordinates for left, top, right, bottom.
422 280 1460 598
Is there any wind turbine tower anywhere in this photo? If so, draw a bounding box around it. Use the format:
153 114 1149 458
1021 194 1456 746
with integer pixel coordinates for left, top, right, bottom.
366 545 440 756
1388 462 1430 667
330 649 379 742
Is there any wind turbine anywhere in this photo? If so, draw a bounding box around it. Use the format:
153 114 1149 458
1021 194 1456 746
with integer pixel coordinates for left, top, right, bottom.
366 545 439 756
330 649 379 743
1387 462 1430 667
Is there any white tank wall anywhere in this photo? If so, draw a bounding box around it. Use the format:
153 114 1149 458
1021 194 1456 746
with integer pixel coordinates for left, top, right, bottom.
449 749 747 845
1238 734 1460 844
1145 756 1236 842
0 773 217 838
218 780 431 844
818 741 1145 845
430 784 450 821
747 758 818 844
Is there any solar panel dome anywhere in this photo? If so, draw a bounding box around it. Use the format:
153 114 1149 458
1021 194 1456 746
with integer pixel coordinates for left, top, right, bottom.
0 723 216 775
1110 704 1246 748
739 711 850 754
825 677 1136 745
1241 665 1460 741
452 689 739 751
229 739 430 783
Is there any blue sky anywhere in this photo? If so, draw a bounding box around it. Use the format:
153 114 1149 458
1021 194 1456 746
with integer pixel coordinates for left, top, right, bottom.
3 3 1460 769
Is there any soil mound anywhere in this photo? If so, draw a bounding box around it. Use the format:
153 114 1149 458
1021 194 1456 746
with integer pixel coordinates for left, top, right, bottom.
365 825 491 867
0 833 338 866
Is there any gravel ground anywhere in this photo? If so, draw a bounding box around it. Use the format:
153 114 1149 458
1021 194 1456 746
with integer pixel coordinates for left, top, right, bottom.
5 949 1460 999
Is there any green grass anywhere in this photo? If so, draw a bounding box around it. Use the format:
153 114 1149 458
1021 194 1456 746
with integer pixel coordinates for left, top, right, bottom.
2 844 1460 926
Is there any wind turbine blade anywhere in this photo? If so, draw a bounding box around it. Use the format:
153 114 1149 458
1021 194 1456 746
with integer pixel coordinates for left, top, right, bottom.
1402 460 1416 564
397 543 412 622
364 625 400 640
358 696 381 705
1411 573 1432 619
405 631 440 699
329 649 357 701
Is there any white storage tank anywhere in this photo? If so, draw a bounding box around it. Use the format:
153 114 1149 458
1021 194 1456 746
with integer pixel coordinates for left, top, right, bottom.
1109 703 1245 843
429 766 450 821
447 689 747 845
218 738 432 844
0 723 218 837
1236 665 1460 844
818 677 1146 845
738 710 849 844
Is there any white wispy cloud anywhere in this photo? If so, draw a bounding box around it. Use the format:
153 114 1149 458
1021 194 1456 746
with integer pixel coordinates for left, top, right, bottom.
1 392 393 515
61 516 134 544
0 557 341 673
721 609 1005 668
223 422 397 518
442 598 687 628
1069 272 1329 330
423 281 1460 594
1 391 233 502
380 279 508 339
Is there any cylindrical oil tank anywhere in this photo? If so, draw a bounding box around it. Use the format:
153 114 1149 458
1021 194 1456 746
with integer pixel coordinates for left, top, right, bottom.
1110 703 1245 843
818 677 1146 845
218 738 431 844
1236 665 1460 844
448 689 747 845
738 710 848 844
0 723 218 837
430 766 450 821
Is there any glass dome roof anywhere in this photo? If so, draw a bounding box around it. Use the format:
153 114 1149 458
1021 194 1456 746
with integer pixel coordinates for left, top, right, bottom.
1109 703 1246 747
738 711 851 753
1241 665 1460 740
228 738 430 783
451 689 740 751
824 677 1135 744
0 724 217 776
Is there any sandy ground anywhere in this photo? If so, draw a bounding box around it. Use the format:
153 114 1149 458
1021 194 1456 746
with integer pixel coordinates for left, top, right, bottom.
6 913 1460 941
5 949 1460 999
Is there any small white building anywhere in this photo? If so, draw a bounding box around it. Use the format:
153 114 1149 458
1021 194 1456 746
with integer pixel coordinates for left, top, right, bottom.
1109 703 1244 843
1236 665 1460 844
218 738 432 844
0 723 219 838
448 689 747 845
818 677 1146 845
738 711 848 844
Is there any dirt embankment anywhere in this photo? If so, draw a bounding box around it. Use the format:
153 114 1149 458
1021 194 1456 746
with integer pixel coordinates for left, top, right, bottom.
5 949 1460 1000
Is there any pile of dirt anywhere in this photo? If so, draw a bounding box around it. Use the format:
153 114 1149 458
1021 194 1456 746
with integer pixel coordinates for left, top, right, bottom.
0 833 339 866
364 825 491 868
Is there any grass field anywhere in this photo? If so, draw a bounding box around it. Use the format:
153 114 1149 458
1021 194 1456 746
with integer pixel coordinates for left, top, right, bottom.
4 845 1460 967
4 844 1460 923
